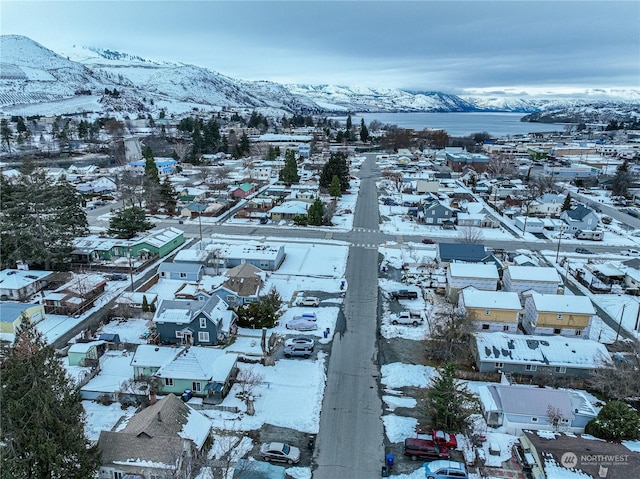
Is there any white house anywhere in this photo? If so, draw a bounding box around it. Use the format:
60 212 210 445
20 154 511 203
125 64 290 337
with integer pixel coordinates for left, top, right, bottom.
502 266 561 295
446 263 499 302
527 193 566 217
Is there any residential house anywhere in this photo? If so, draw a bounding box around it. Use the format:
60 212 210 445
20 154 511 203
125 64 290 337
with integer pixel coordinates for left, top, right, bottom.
176 186 208 202
459 288 521 333
514 216 545 234
437 243 491 265
114 291 158 311
560 204 599 233
446 263 499 301
209 242 286 271
71 236 120 263
445 151 490 173
521 431 640 479
0 269 53 301
152 346 239 400
76 177 117 194
230 182 255 199
418 200 456 225
268 200 309 221
457 202 500 228
153 295 235 346
43 274 107 315
522 292 595 336
158 261 204 282
527 193 566 217
128 157 177 175
213 263 265 306
415 180 440 194
130 227 185 259
477 383 598 435
473 332 610 378
502 266 561 295
0 302 45 335
68 340 107 367
131 344 182 378
97 394 210 479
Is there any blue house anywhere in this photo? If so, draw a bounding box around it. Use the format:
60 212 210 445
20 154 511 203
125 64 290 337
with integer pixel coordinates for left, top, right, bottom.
221 243 285 271
437 243 490 264
153 296 235 346
213 263 265 306
158 262 204 282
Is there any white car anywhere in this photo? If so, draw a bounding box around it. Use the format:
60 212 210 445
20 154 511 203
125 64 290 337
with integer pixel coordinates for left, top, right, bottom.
297 296 320 307
390 310 424 326
259 442 300 464
621 249 640 256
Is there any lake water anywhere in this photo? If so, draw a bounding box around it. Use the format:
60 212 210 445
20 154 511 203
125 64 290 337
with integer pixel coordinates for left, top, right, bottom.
331 112 568 138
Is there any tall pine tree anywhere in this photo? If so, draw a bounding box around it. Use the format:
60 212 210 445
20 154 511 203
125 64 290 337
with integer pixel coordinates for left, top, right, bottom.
320 151 350 191
279 150 300 185
1 316 101 478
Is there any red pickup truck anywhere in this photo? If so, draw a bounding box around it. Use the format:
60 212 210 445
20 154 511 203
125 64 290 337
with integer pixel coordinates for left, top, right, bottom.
403 438 450 461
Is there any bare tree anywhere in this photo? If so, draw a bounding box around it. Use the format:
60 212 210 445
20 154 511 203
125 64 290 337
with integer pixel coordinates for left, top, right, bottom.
235 367 264 415
547 404 568 432
588 345 640 401
173 142 190 163
486 154 516 178
457 226 485 244
426 304 476 364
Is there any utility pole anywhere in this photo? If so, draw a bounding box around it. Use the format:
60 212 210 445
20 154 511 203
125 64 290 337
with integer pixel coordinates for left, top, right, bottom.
615 302 626 342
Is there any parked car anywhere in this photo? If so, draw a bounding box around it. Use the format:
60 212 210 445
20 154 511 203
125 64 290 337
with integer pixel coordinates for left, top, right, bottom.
259 442 300 464
575 247 593 254
110 273 128 281
432 430 458 449
285 337 315 348
259 216 269 224
283 342 313 358
391 289 419 300
424 460 468 479
422 238 435 244
390 310 424 326
297 296 320 307
621 249 640 256
285 318 318 331
403 438 450 461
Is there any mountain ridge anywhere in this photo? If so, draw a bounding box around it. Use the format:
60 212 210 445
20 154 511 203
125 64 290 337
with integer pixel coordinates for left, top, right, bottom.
1 35 639 123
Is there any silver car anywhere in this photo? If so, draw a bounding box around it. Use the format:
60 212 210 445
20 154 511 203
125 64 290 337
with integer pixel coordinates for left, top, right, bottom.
259 442 300 464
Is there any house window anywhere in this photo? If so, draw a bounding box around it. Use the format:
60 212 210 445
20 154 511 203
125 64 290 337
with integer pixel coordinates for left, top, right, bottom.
553 328 561 335
575 330 582 336
180 272 187 278
198 331 210 342
495 362 504 368
175 331 183 338
226 295 236 304
482 324 490 330
192 382 201 392
164 378 174 386
160 271 166 277
531 417 538 423
555 367 567 374
113 473 124 479
503 325 510 332
525 364 537 371
199 318 207 328
557 313 563 320
485 309 491 316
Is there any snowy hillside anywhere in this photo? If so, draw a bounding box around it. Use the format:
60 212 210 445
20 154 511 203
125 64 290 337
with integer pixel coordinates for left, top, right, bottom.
1 34 639 121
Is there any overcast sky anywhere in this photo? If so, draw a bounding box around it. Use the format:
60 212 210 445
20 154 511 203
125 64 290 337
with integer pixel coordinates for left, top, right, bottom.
2 1 639 94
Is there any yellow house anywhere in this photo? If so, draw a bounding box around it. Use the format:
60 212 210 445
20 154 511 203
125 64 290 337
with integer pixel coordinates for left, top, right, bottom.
523 293 595 336
459 288 522 333
0 302 46 334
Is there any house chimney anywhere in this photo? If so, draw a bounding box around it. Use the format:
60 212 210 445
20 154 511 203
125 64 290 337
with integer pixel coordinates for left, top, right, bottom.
157 411 162 422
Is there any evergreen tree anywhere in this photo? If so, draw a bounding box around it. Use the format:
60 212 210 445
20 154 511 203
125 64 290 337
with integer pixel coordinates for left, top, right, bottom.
585 400 640 441
203 117 221 152
1 118 13 153
143 147 161 212
159 176 177 215
239 131 250 156
561 193 572 211
108 206 153 239
359 118 369 142
307 199 324 226
221 135 229 154
320 152 350 191
279 150 300 185
0 172 88 270
142 295 150 313
612 160 632 198
422 363 479 432
346 114 352 140
0 316 101 478
329 175 342 199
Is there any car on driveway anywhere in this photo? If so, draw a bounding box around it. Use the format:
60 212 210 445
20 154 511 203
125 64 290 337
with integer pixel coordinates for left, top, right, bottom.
424 460 468 479
403 438 450 461
421 238 435 244
391 289 419 300
259 442 300 464
390 310 424 326
285 318 318 331
432 430 458 449
110 273 128 281
285 337 315 348
283 342 313 358
575 247 593 254
297 296 320 307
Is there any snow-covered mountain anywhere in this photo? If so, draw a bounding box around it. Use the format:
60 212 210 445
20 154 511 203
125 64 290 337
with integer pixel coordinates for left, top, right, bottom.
1 34 639 122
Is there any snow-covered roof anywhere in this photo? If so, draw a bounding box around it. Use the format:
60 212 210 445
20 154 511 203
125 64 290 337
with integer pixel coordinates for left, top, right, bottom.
130 344 182 368
529 293 595 315
69 340 105 354
135 227 183 248
269 201 310 214
0 269 52 290
461 288 521 310
154 346 237 382
475 332 610 368
173 248 209 263
506 266 560 283
449 263 499 279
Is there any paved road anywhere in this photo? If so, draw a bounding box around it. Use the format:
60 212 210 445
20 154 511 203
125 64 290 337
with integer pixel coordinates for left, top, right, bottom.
313 154 385 478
